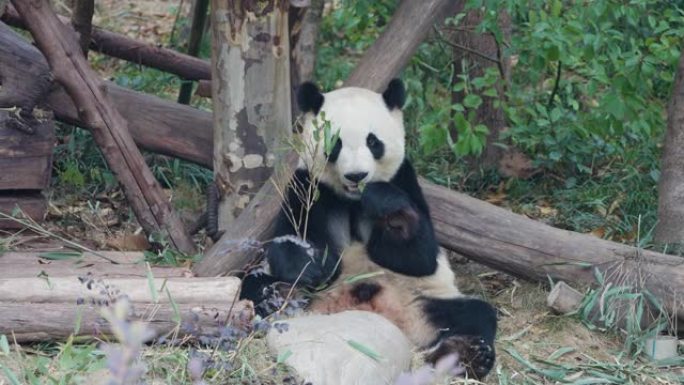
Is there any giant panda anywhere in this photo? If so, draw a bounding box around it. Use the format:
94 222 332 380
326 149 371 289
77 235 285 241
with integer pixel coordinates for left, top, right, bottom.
241 79 497 380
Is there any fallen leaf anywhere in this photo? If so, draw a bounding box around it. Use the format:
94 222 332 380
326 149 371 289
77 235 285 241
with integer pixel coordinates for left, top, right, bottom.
106 233 150 251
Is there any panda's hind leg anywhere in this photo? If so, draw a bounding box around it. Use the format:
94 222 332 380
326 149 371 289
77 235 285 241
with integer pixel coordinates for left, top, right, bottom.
422 297 497 380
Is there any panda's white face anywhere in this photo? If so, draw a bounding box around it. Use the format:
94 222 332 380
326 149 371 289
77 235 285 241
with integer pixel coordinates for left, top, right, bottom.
300 86 406 199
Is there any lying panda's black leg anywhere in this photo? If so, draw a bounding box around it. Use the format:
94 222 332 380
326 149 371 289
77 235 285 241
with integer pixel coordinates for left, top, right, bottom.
422 297 498 379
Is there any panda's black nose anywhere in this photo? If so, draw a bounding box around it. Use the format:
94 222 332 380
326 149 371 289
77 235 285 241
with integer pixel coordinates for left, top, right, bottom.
344 172 368 183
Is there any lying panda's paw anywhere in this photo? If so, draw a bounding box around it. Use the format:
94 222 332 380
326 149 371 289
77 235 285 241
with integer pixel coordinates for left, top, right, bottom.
425 335 495 380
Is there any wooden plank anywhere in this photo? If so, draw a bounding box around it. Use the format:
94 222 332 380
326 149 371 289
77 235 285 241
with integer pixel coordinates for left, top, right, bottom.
0 301 250 342
0 192 46 228
0 251 191 278
0 276 240 304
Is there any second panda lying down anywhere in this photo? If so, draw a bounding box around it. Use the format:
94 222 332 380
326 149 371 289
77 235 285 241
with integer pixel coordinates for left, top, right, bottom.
241 79 497 380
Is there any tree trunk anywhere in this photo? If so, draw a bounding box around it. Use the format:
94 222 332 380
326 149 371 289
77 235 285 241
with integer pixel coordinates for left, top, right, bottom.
345 0 464 91
449 10 511 169
655 47 684 243
289 0 324 107
10 0 196 254
210 0 292 229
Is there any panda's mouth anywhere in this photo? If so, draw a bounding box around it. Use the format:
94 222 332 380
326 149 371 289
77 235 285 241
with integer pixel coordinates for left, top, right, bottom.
343 184 361 194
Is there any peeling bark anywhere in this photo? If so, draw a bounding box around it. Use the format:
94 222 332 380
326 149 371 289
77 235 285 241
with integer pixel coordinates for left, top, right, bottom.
210 0 292 230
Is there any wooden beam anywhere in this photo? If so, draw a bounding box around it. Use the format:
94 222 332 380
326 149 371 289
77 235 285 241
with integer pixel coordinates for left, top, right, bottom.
11 0 195 254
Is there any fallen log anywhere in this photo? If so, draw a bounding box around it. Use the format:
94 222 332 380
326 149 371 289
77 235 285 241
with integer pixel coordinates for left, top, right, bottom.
423 181 684 320
2 3 211 81
11 0 195 254
0 22 52 109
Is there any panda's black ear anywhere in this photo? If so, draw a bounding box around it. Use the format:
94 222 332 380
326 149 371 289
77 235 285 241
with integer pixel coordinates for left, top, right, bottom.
297 82 324 114
382 78 406 110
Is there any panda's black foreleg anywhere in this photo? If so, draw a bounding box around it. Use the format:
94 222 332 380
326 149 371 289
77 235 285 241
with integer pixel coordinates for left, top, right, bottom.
361 182 439 276
423 297 497 380
265 236 341 289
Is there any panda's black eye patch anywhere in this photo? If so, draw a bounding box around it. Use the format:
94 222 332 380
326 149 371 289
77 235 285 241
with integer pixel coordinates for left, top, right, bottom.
366 133 384 159
326 138 342 163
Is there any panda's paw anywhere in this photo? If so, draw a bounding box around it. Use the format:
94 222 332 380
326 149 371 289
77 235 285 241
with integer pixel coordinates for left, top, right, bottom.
425 335 495 380
361 182 420 239
361 182 413 217
266 236 336 288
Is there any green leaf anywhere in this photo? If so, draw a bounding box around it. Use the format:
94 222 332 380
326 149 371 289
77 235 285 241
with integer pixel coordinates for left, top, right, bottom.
548 346 574 360
546 45 560 61
463 94 483 109
452 81 466 92
473 124 490 135
346 339 382 362
0 365 22 385
603 93 625 120
0 334 9 354
344 271 384 284
453 112 470 134
39 251 83 260
146 263 159 304
277 349 293 364
482 87 498 97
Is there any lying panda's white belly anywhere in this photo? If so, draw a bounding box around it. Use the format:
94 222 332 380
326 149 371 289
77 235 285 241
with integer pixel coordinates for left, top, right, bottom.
307 242 461 347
